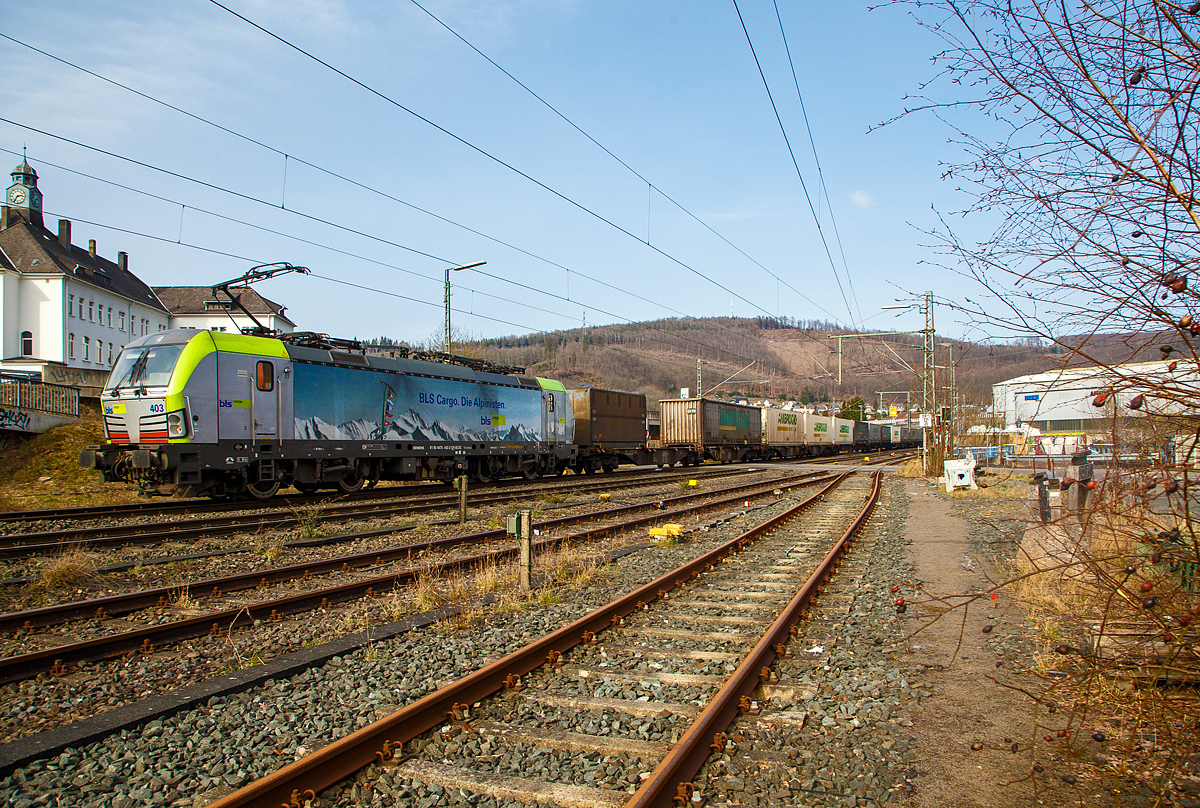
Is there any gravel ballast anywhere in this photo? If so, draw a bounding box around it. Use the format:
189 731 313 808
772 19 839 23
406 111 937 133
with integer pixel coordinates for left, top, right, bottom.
0 479 817 807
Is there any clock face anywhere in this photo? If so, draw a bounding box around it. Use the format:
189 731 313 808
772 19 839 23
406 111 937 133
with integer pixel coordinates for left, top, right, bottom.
8 187 26 205
30 189 40 209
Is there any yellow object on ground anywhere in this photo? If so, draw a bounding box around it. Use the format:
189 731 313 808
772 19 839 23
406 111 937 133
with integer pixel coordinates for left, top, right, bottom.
650 523 685 537
688 480 698 487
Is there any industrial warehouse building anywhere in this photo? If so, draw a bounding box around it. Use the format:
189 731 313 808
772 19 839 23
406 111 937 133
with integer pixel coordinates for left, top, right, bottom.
992 361 1195 435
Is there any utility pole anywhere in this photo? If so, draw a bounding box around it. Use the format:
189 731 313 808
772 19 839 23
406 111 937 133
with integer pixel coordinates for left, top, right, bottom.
921 291 936 476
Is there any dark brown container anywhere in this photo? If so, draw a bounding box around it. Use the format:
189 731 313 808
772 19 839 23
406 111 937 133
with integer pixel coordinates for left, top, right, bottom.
569 388 647 447
659 398 761 447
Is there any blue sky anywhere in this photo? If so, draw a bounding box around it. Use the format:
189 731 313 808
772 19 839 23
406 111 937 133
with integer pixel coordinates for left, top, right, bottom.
0 0 991 344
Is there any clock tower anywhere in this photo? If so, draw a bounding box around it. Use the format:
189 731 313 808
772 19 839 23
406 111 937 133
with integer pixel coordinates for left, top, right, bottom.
4 159 43 229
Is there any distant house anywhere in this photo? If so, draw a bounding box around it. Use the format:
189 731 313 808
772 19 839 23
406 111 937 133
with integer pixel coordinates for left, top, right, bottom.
154 286 295 334
0 160 169 396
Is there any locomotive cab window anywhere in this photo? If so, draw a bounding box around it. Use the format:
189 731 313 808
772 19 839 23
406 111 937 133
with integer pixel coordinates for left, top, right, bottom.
256 361 274 392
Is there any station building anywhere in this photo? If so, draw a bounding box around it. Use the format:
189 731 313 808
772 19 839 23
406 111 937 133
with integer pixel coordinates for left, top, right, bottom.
0 159 169 396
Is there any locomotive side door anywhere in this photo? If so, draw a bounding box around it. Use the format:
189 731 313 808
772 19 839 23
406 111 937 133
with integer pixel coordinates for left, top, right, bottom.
216 352 252 440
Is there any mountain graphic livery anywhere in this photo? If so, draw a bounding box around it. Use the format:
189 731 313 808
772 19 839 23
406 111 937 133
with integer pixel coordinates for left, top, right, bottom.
294 407 541 442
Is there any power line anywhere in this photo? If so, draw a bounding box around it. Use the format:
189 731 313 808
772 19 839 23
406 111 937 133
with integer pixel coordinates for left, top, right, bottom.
0 33 863 370
771 0 862 326
47 206 765 379
206 0 775 319
730 0 857 328
17 146 808 378
405 0 846 326
0 34 805 334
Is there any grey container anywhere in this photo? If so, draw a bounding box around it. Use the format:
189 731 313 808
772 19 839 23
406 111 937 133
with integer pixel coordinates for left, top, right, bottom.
660 398 761 447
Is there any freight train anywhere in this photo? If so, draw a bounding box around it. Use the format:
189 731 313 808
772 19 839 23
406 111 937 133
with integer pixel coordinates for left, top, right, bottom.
80 329 920 499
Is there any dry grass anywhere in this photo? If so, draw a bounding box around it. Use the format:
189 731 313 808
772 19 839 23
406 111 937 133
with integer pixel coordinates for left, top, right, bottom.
35 550 97 593
0 403 144 512
896 459 924 478
173 585 198 610
950 476 1027 500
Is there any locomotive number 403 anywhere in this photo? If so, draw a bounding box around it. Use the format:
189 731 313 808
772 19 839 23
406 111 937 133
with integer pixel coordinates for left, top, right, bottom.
149 403 164 413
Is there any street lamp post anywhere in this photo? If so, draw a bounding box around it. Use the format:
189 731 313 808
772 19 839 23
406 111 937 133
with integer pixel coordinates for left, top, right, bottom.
444 261 486 355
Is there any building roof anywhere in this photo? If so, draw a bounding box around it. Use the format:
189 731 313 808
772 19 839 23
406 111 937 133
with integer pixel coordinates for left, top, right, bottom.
993 360 1179 389
153 285 295 326
0 217 167 312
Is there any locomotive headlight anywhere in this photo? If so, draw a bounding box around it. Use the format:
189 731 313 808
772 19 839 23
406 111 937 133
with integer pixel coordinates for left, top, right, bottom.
166 410 188 437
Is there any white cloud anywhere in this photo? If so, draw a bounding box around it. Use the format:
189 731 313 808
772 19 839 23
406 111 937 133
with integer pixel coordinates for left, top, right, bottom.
850 190 874 208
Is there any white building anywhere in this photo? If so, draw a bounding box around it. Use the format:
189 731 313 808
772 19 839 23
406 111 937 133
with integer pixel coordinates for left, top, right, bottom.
0 160 169 394
992 361 1199 434
154 286 295 334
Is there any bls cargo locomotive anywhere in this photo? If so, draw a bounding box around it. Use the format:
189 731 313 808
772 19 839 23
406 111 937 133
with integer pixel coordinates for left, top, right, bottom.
81 330 920 499
81 330 577 499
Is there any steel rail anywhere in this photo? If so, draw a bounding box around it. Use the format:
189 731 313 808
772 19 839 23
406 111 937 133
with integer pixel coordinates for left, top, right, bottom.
0 468 760 561
628 470 883 807
0 470 823 634
205 473 853 808
0 471 836 682
0 465 750 525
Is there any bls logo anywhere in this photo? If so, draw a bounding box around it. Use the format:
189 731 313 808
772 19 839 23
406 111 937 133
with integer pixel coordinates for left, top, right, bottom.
480 415 491 426
219 399 232 408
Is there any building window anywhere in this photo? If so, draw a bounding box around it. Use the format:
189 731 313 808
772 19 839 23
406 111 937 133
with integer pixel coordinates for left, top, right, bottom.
83 336 90 361
107 307 112 327
68 295 74 317
89 301 94 321
108 342 113 365
119 311 125 332
20 331 32 357
68 333 74 359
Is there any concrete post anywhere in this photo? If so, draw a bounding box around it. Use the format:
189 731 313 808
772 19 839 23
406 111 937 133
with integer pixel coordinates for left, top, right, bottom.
517 509 532 594
456 475 468 524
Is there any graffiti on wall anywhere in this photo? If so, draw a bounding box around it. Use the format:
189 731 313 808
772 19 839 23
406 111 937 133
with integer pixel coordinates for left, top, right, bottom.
0 407 32 432
43 366 108 388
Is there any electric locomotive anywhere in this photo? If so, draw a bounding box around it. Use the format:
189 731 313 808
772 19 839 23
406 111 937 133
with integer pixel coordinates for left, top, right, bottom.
80 330 576 499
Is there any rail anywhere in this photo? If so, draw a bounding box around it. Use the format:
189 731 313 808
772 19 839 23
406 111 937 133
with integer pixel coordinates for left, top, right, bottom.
206 473 856 808
0 375 80 417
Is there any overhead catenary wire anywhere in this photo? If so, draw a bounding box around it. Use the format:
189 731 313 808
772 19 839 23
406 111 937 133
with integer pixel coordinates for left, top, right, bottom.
0 32 857 363
14 146 805 378
205 0 778 320
0 33 745 328
404 0 846 326
47 206 737 378
771 0 862 326
730 0 857 328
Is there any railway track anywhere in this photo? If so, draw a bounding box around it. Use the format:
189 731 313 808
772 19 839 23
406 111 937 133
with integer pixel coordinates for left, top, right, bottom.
205 470 882 808
0 469 839 683
0 465 750 527
0 447 908 530
0 467 763 562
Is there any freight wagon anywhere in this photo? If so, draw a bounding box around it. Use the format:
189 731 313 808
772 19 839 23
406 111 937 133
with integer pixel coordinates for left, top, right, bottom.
658 398 762 464
568 388 648 474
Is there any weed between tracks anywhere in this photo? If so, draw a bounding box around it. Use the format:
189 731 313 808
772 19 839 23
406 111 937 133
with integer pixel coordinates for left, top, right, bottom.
34 550 97 593
289 502 326 542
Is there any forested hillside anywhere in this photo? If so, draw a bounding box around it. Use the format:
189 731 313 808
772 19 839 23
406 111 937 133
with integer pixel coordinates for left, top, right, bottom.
377 317 1149 407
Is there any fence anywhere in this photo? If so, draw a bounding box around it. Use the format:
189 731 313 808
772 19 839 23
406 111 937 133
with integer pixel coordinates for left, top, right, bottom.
0 375 80 417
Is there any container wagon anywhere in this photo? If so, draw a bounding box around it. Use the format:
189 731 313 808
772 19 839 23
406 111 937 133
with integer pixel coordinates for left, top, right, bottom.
659 397 761 464
568 388 647 474
833 417 854 448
